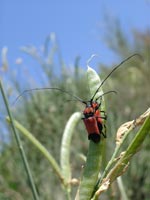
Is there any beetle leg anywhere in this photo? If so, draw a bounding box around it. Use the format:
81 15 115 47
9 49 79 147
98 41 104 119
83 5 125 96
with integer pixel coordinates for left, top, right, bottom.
97 116 107 120
101 124 107 138
100 110 107 120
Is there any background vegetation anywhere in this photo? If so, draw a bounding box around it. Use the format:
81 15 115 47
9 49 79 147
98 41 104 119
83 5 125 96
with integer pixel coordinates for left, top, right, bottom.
0 19 150 200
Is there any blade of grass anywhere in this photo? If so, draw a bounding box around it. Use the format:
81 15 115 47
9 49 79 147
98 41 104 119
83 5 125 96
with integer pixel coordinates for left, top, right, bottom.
0 80 39 200
106 115 150 183
92 115 150 200
6 117 64 184
60 112 81 200
117 177 129 200
97 122 135 185
77 65 106 200
78 141 103 200
97 108 150 186
60 112 81 184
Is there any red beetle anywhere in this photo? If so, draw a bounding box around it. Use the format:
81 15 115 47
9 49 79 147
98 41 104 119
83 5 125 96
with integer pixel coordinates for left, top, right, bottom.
14 54 141 143
83 102 106 143
80 53 141 142
82 92 114 143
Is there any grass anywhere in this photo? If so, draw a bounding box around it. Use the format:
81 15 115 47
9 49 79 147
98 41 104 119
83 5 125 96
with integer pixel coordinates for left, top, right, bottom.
0 80 39 200
2 66 150 200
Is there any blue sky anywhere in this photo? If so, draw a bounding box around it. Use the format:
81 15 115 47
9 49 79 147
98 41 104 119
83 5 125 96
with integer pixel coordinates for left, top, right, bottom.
0 0 150 142
1 0 150 73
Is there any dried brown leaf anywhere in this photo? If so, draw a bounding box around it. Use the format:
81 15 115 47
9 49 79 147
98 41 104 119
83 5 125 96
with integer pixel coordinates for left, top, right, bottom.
95 178 110 196
116 108 150 145
116 120 134 145
135 108 150 126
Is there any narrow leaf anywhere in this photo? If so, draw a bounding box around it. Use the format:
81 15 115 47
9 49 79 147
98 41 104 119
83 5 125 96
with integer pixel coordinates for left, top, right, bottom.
106 116 150 183
60 112 81 183
0 80 39 200
77 65 105 200
6 117 64 184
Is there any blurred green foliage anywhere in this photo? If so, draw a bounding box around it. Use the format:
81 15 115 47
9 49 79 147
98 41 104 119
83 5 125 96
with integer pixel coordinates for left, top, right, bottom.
0 20 150 199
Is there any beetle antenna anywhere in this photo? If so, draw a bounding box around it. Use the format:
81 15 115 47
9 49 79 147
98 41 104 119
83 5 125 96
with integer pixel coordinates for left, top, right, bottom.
95 90 117 102
91 53 143 102
13 87 86 105
66 99 87 104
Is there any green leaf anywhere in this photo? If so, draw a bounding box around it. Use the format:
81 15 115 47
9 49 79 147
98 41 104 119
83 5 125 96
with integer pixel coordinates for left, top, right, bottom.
87 66 105 110
77 65 105 200
0 80 39 200
6 117 64 184
60 112 81 184
106 115 150 183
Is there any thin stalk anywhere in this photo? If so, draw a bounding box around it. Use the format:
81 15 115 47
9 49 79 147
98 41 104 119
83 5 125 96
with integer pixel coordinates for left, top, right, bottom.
117 177 129 200
76 66 105 200
99 108 150 185
91 115 150 200
60 112 81 199
0 80 39 200
97 122 135 185
105 116 150 183
6 118 64 184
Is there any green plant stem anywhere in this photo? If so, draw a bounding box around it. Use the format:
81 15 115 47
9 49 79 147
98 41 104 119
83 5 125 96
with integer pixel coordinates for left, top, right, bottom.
6 117 64 184
106 116 150 183
97 108 150 186
117 177 129 200
60 112 81 199
78 141 103 200
97 122 135 186
60 112 81 181
76 65 106 200
0 80 39 200
92 115 150 200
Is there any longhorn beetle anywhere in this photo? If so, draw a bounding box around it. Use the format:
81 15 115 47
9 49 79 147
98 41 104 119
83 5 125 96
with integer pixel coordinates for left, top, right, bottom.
14 54 142 143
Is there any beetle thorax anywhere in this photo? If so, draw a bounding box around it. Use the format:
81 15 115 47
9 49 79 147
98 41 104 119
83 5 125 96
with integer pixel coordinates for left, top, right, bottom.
83 101 100 118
